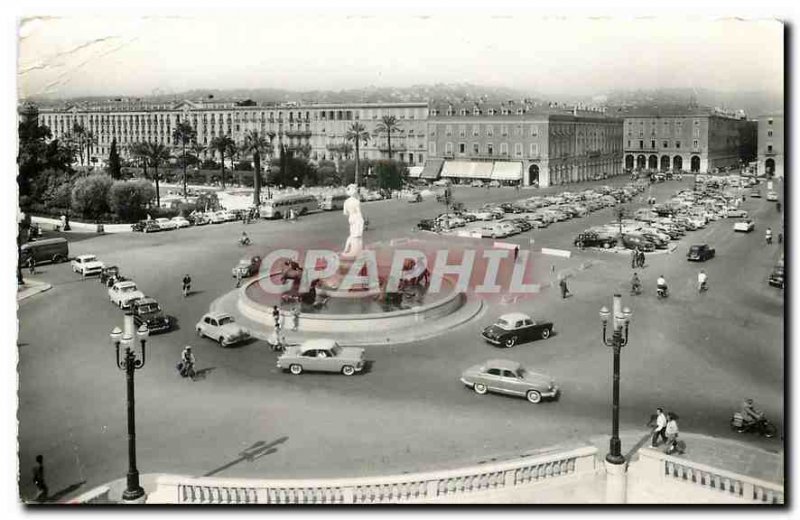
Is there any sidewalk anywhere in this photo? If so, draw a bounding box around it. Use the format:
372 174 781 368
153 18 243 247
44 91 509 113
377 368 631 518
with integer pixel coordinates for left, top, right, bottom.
17 278 52 301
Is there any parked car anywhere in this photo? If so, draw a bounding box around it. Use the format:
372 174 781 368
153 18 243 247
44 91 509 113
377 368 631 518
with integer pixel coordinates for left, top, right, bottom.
687 244 716 262
766 191 778 201
478 223 511 239
750 190 761 198
768 264 785 289
277 339 366 376
417 219 437 231
621 234 656 252
71 254 104 276
470 180 485 188
131 297 171 333
171 216 191 228
108 280 145 309
733 219 755 233
481 312 553 348
460 359 559 404
574 231 616 249
142 220 161 233
195 312 251 346
503 218 532 232
231 255 262 278
189 214 210 226
155 217 177 231
209 212 227 224
487 180 501 188
465 209 495 221
131 220 148 232
639 232 669 249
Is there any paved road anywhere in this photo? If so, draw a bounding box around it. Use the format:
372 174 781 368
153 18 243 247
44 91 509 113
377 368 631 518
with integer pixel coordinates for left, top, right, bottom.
17 176 784 501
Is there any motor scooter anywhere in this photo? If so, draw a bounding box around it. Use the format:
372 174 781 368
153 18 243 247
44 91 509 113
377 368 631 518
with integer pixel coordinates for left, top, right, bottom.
731 413 777 438
177 361 196 380
657 285 669 299
630 282 642 296
698 280 708 293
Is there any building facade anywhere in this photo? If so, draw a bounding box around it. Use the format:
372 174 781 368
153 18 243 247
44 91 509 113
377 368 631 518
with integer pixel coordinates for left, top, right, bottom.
622 108 755 174
422 101 623 187
35 100 429 167
756 113 783 178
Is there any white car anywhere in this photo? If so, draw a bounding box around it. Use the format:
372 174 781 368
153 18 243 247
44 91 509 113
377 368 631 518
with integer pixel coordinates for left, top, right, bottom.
196 312 251 347
155 218 177 230
108 280 145 309
465 210 495 221
71 254 104 277
734 219 755 233
725 208 748 219
209 212 227 224
171 216 191 228
470 180 485 188
766 191 778 202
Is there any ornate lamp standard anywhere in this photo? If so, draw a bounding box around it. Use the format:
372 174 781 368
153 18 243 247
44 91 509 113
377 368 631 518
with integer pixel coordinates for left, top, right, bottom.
599 294 632 465
110 318 149 502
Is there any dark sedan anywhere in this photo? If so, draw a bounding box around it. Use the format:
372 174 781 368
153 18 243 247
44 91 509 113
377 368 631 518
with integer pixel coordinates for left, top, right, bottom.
687 244 716 262
621 234 656 252
131 297 171 333
574 231 617 249
481 312 553 348
417 219 437 231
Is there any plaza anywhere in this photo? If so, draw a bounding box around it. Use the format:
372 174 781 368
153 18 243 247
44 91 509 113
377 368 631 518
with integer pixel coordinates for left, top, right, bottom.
17 175 784 503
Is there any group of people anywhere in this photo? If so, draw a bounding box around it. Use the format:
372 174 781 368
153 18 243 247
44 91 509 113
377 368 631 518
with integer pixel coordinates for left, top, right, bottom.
630 247 646 269
650 408 683 455
269 305 301 351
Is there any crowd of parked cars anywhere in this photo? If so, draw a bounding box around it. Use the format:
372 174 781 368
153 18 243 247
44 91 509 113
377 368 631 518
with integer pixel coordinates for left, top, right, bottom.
417 182 647 238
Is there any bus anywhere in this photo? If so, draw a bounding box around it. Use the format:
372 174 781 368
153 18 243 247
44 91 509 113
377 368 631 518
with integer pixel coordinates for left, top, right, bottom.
20 237 69 265
260 194 320 219
320 193 349 211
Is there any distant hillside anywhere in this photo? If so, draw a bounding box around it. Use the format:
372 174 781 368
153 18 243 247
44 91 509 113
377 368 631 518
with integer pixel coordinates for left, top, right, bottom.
604 88 783 117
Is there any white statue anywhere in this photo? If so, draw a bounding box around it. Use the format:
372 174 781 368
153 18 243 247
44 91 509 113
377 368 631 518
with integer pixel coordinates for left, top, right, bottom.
342 184 364 258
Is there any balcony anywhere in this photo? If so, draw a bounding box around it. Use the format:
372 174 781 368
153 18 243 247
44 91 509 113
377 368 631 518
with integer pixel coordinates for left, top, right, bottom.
378 145 407 153
284 130 312 138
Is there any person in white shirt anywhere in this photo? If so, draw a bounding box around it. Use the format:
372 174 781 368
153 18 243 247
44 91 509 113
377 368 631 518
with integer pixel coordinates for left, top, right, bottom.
697 270 708 291
651 407 668 447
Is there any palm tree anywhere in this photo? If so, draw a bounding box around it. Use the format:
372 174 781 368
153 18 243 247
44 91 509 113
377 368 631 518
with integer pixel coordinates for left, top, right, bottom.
346 122 370 187
374 115 402 160
241 130 273 207
209 135 235 189
84 131 97 171
144 142 171 209
71 122 87 167
129 141 150 178
172 120 197 199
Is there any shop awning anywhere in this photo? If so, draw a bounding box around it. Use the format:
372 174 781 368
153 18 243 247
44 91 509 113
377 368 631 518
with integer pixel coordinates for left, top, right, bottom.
441 161 493 179
490 161 523 181
408 166 424 178
420 158 444 180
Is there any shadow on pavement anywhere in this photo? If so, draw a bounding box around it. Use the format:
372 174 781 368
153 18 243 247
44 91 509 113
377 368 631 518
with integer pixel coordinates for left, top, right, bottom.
202 437 289 477
192 367 216 381
47 480 87 503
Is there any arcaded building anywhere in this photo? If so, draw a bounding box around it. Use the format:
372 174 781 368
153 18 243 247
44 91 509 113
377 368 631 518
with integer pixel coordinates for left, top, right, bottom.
421 101 623 187
756 113 783 178
35 99 429 167
622 107 756 174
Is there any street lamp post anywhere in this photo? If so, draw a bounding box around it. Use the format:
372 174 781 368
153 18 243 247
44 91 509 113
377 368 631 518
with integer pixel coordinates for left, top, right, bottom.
599 294 632 465
265 164 272 199
110 317 149 502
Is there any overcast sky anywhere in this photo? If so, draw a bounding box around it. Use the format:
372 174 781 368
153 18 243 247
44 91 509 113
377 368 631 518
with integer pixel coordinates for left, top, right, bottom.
17 16 784 99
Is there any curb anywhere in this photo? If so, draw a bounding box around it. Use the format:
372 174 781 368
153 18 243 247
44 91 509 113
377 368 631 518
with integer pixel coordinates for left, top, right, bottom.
17 281 52 301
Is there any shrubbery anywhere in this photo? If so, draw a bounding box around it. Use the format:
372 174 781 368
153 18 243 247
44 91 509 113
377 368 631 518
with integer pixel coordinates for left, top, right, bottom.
109 179 156 222
71 174 114 220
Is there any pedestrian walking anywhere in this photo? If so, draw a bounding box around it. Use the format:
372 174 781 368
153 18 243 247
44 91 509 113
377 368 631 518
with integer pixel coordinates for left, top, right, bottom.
32 454 48 503
514 246 519 261
665 412 684 455
292 306 300 331
28 256 36 275
235 269 243 288
272 305 281 329
559 276 570 299
778 232 783 245
651 407 668 447
638 249 646 268
631 248 638 269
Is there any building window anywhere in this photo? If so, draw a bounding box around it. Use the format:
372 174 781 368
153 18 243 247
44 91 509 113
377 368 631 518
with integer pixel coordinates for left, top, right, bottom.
651 140 656 149
662 141 668 148
487 143 494 155
458 125 466 137
627 140 631 148
639 140 644 149
429 141 436 155
530 143 539 156
693 128 700 137
445 142 453 155
514 143 523 157
675 141 681 149
472 125 479 136
767 144 773 152
473 143 480 155
459 142 466 154
693 140 699 149
445 125 452 136
768 119 773 125
500 142 508 155
530 125 538 137
487 125 494 137
768 130 773 137
694 119 700 126
501 125 508 137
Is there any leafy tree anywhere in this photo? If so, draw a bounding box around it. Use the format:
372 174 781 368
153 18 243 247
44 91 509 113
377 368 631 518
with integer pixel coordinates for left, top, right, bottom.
71 174 113 219
209 135 235 189
317 160 340 186
143 142 171 208
109 179 155 221
71 122 87 167
194 191 220 213
107 138 122 179
128 141 150 178
345 122 370 187
172 120 197 198
374 160 407 191
374 115 402 160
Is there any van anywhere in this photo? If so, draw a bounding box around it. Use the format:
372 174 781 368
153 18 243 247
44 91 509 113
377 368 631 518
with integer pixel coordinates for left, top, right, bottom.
20 237 69 265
